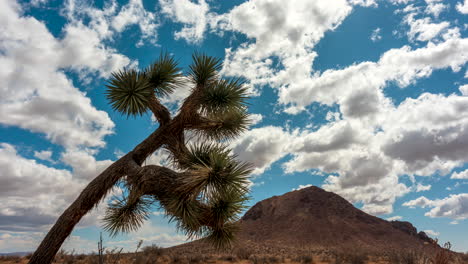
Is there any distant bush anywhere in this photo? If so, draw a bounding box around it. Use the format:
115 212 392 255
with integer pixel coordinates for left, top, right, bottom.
235 247 253 260
141 244 165 257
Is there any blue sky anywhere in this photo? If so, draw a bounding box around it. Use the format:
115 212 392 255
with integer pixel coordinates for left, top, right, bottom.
1 0 468 254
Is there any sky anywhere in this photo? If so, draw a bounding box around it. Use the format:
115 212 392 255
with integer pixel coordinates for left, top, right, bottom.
0 0 468 254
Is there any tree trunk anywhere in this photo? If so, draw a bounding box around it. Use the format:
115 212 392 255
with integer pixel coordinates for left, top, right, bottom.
28 126 166 264
27 154 134 264
28 93 198 263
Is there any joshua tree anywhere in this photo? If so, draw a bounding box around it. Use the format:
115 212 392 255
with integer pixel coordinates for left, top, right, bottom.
28 53 252 264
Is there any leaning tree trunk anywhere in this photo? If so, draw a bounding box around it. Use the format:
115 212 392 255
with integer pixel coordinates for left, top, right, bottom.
28 124 169 264
28 83 220 263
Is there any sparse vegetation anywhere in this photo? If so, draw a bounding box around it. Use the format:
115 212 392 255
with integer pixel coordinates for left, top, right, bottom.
3 245 468 264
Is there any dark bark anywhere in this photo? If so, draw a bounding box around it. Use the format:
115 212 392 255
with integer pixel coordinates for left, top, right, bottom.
28 134 165 263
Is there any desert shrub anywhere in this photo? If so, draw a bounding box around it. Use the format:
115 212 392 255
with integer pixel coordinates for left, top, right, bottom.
348 251 367 264
220 254 237 262
460 252 468 262
333 252 346 264
142 244 165 257
300 255 314 264
399 250 419 264
187 254 205 263
332 250 367 264
432 250 451 264
250 255 268 264
236 247 253 260
263 256 280 263
169 254 185 263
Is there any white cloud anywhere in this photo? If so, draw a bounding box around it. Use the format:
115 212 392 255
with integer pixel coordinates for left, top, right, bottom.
381 93 468 175
0 143 121 234
403 196 433 208
33 150 53 162
231 126 292 175
404 194 468 219
282 89 468 215
451 169 468 179
389 0 414 4
424 1 448 18
0 0 132 149
416 183 432 192
459 84 468 96
0 231 44 253
370 28 382 42
0 143 77 232
405 14 450 42
348 0 377 7
152 211 165 216
61 149 113 181
112 0 159 44
387 215 403 221
279 37 468 116
159 0 209 43
65 0 160 46
218 0 352 90
249 113 263 126
456 0 468 14
292 184 313 191
424 229 440 237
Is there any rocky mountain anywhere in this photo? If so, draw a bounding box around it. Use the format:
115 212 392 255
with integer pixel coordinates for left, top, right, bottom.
172 186 438 254
237 186 435 251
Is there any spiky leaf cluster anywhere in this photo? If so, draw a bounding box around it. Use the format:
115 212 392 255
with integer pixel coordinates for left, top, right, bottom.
161 143 251 247
189 53 222 85
105 70 152 117
102 196 152 237
105 53 181 117
199 78 249 115
144 53 182 96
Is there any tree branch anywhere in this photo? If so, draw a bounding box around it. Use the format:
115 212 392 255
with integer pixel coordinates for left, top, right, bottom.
174 84 204 124
130 165 214 226
148 94 171 125
185 115 223 130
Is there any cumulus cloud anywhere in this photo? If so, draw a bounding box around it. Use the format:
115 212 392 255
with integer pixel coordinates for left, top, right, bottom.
381 93 468 175
279 37 468 115
0 143 77 232
111 0 159 45
281 91 468 214
451 169 468 179
424 0 448 18
456 0 468 14
65 0 159 46
387 215 403 221
217 0 352 90
0 0 132 148
405 14 450 42
61 149 113 180
404 194 468 219
231 126 292 175
159 0 209 43
416 183 432 192
33 150 53 162
0 143 121 232
370 28 382 42
292 184 313 191
459 84 468 95
249 113 264 126
424 229 440 237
